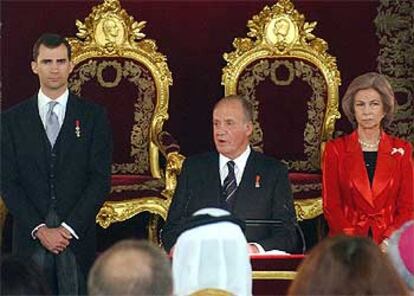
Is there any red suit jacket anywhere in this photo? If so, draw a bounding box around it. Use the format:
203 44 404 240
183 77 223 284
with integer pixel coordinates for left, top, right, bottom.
323 130 414 244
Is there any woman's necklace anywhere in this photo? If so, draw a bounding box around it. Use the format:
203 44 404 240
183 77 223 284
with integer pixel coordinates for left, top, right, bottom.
358 138 380 149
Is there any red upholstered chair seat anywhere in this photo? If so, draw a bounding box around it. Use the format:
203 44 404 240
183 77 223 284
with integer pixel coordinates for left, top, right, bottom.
288 173 322 200
109 175 167 201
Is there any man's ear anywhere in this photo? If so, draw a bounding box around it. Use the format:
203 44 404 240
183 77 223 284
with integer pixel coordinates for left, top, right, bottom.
31 61 38 74
246 121 253 137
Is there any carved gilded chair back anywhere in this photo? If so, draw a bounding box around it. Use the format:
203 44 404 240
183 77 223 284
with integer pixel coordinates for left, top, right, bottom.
68 0 172 179
222 0 341 221
67 0 184 238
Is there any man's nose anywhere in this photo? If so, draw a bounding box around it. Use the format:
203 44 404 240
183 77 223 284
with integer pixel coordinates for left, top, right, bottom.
50 62 59 72
214 125 225 134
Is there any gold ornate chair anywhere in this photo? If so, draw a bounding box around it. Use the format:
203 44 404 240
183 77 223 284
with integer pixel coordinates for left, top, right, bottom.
222 0 341 228
190 289 234 296
67 0 184 242
0 199 6 246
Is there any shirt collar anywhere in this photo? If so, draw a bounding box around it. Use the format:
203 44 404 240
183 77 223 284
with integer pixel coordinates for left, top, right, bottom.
38 88 69 109
219 145 251 171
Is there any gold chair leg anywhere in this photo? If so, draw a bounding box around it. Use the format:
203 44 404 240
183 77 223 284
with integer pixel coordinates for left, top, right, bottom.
148 214 161 245
0 198 7 247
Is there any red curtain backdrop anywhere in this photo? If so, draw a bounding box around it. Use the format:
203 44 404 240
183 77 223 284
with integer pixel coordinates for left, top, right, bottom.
1 0 380 156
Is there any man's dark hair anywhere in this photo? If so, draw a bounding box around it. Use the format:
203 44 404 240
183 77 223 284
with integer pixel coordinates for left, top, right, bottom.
32 33 71 61
88 239 173 296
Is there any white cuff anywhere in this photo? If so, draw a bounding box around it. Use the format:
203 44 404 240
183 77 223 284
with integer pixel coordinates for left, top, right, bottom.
249 242 266 253
61 222 79 240
31 223 46 239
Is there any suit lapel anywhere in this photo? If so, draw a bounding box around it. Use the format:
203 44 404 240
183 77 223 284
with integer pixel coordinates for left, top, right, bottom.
55 94 79 169
209 153 223 203
345 131 374 207
26 96 50 177
372 133 396 198
235 150 257 207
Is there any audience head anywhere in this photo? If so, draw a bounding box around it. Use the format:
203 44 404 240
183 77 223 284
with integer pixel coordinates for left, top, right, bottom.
288 235 407 295
213 95 253 159
173 207 252 296
1 255 51 295
32 33 71 61
88 239 173 296
341 72 395 127
387 220 414 291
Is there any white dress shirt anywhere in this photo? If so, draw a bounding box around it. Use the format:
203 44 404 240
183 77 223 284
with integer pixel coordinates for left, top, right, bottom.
37 88 68 128
219 145 251 186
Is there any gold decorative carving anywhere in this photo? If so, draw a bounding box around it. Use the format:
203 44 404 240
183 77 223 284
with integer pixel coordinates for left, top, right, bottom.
266 15 298 47
270 60 295 86
252 271 297 280
96 60 123 88
97 16 126 47
96 197 169 229
294 197 323 221
111 179 164 194
222 0 341 161
191 288 233 296
148 215 161 245
374 0 414 144
291 182 321 194
162 151 186 204
68 0 183 239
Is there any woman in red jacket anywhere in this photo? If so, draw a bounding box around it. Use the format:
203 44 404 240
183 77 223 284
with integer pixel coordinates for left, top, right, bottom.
323 72 413 249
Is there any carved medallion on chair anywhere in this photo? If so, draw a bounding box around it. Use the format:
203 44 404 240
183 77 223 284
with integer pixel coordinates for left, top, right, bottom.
222 0 341 222
67 0 184 242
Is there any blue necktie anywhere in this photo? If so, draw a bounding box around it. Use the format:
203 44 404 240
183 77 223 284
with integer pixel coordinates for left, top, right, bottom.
45 101 60 147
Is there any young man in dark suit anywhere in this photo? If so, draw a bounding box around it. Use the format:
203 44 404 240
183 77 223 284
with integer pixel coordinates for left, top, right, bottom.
162 95 298 254
1 33 112 295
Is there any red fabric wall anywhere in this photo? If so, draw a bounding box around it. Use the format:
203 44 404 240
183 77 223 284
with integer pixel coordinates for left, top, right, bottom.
1 0 379 156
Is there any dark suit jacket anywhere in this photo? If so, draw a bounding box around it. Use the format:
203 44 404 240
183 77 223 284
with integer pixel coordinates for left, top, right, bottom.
323 130 414 244
162 150 298 253
1 93 112 274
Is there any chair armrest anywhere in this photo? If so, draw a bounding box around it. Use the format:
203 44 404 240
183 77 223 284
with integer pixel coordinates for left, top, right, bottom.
162 151 185 201
157 130 181 156
0 198 7 247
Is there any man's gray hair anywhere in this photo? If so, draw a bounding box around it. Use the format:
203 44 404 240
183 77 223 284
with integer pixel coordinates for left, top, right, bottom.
88 239 172 295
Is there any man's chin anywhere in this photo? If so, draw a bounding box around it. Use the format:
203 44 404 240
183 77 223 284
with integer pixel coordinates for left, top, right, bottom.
216 149 235 159
44 83 67 91
215 145 228 155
